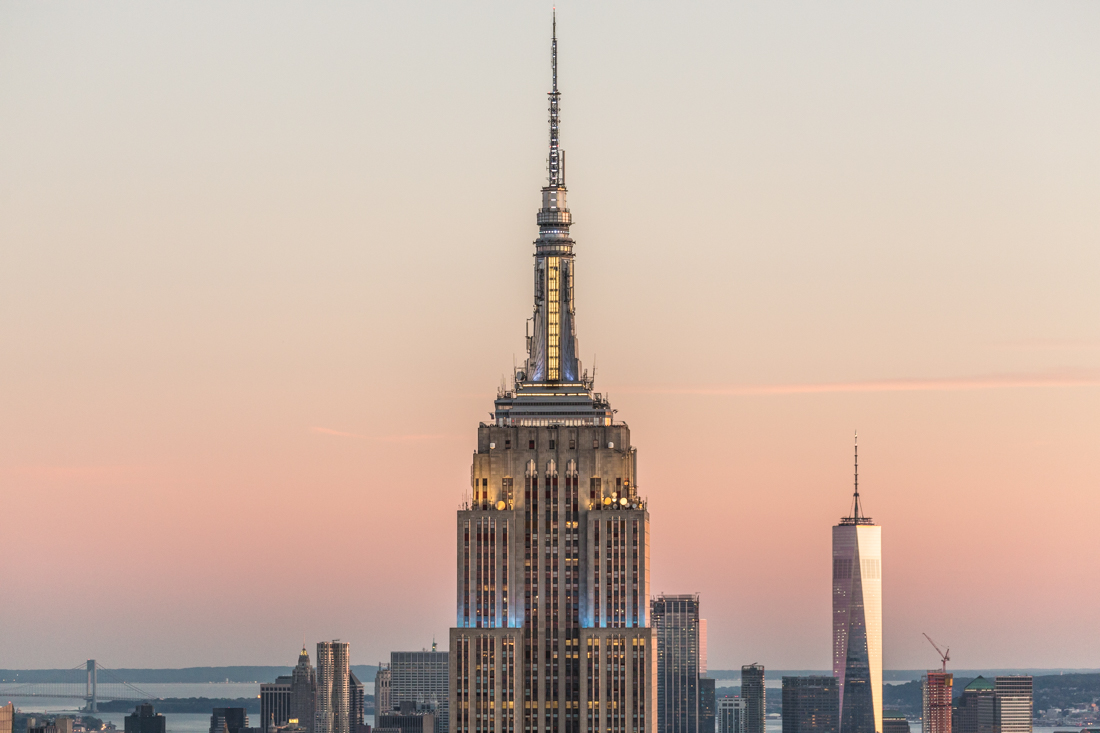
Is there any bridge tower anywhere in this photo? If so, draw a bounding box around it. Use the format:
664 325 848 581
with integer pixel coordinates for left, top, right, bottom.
85 660 98 713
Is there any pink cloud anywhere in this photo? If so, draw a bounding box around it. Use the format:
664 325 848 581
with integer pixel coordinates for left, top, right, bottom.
618 367 1100 396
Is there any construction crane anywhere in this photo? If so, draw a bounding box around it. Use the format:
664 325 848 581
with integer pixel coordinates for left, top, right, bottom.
923 633 950 673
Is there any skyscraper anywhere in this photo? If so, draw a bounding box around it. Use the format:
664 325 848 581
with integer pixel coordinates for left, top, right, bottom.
391 649 449 733
375 665 392 723
209 709 249 733
953 677 997 733
317 641 351 733
350 672 366 733
653 594 702 733
125 705 166 733
994 677 1032 733
921 673 952 733
448 14 655 733
291 647 317 733
0 703 11 733
741 666 765 733
716 699 746 733
262 677 293 729
699 679 716 733
832 437 882 733
782 677 839 733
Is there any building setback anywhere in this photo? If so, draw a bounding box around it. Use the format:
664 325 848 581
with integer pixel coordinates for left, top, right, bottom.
741 666 766 733
782 677 839 733
290 648 317 733
833 438 882 733
994 677 1032 733
447 14 656 733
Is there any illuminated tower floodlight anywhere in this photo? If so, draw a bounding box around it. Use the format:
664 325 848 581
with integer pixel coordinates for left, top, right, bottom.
449 12 655 733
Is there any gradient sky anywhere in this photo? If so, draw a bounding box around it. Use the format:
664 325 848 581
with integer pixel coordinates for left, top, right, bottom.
2 1 1099 672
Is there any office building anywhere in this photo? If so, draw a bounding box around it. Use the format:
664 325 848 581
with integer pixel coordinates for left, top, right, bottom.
292 647 318 733
653 594 703 733
995 677 1032 733
379 704 437 733
880 716 908 733
921 674 952 733
391 649 448 733
833 437 882 733
125 705 166 733
210 709 249 733
953 677 997 733
447 14 656 733
262 677 293 729
782 677 839 733
700 679 716 733
350 672 366 731
717 698 747 733
375 665 392 722
317 641 351 733
742 666 766 733
28 719 73 733
0 703 11 733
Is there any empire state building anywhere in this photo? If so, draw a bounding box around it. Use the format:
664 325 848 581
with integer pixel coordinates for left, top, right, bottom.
449 16 656 733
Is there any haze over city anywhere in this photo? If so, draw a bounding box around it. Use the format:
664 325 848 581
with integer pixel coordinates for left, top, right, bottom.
2 0 1098 674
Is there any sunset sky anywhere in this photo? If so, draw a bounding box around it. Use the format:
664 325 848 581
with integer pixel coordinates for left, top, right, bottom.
2 1 1099 671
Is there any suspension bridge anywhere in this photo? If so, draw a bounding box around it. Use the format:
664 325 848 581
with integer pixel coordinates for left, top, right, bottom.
0 660 158 712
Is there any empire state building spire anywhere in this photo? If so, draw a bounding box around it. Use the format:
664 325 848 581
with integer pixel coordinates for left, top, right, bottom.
493 13 612 427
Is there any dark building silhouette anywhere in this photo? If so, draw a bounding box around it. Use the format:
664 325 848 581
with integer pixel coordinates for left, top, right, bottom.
882 714 909 733
291 647 318 733
125 705 166 733
700 678 716 733
953 677 998 733
782 677 839 733
377 703 436 733
350 671 366 731
210 708 249 733
262 677 293 729
742 665 766 733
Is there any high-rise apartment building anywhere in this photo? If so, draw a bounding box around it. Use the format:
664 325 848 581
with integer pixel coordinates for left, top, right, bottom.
292 647 317 733
262 677 293 729
653 595 702 733
953 677 997 733
447 15 656 733
994 677 1032 733
782 677 839 733
741 666 766 733
391 649 449 733
376 665 392 722
921 673 952 733
317 641 351 733
833 438 882 733
716 698 746 733
699 679 716 733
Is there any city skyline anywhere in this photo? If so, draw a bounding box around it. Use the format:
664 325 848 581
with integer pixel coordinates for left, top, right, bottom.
2 2 1099 671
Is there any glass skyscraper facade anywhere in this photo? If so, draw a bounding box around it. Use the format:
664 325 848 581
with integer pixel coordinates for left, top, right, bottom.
781 677 839 733
652 594 702 733
832 440 882 733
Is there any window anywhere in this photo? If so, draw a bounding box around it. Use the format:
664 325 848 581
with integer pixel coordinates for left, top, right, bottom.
569 439 576 450
506 439 512 449
593 439 599 449
549 440 556 449
529 440 536 450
